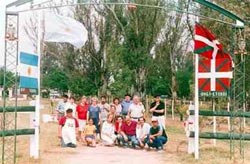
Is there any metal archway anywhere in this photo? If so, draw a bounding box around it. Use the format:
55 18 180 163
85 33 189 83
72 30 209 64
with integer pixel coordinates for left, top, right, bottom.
1 0 246 163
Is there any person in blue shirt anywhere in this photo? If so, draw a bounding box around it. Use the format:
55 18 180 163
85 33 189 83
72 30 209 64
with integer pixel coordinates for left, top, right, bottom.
121 94 132 117
87 97 101 138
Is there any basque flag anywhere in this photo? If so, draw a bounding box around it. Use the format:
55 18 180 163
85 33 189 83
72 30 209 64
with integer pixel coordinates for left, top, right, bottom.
194 23 223 59
19 51 39 89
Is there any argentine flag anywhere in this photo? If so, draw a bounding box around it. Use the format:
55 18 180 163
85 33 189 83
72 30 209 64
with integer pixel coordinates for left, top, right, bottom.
19 51 39 89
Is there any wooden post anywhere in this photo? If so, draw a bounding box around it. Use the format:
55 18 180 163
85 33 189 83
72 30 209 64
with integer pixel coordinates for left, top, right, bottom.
212 99 216 145
146 95 149 117
171 99 174 120
227 102 230 131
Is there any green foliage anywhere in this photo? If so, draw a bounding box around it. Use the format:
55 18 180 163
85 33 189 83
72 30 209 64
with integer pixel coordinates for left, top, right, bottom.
42 68 68 92
0 67 15 89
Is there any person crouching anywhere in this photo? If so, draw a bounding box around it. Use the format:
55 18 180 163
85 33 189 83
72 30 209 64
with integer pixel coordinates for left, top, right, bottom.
118 115 137 148
58 108 79 148
146 117 168 151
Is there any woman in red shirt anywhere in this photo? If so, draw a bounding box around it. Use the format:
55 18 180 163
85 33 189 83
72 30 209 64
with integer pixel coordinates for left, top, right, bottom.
76 96 89 142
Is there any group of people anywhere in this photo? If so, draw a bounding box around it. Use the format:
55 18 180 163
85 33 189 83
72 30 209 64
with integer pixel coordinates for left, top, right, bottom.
56 94 168 151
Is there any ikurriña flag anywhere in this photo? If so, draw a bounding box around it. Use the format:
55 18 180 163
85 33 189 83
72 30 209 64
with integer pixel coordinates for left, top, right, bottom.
19 51 39 89
194 23 223 59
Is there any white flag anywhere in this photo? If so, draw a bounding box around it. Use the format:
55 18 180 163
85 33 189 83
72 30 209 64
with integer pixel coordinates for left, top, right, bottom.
44 13 88 48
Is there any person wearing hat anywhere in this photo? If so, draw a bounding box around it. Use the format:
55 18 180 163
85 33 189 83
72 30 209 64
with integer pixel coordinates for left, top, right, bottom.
58 108 79 148
146 117 168 151
149 95 166 129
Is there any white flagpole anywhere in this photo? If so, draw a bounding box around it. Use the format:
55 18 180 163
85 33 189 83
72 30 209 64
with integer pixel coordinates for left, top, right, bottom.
194 53 199 159
35 9 42 159
212 99 216 145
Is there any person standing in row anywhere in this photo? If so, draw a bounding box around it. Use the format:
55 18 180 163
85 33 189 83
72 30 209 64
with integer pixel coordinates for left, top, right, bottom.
55 94 68 121
112 97 122 116
149 95 166 129
65 97 77 117
87 97 101 139
128 95 145 122
76 96 89 142
98 96 110 123
121 94 132 117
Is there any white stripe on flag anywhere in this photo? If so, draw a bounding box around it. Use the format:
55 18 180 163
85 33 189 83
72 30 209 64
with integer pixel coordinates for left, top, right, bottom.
19 64 38 78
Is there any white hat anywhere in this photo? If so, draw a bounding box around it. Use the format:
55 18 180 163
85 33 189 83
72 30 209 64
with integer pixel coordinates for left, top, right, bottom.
151 117 158 122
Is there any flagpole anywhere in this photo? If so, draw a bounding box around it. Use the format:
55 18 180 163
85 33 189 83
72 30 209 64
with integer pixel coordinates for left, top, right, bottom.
35 9 41 159
194 52 199 159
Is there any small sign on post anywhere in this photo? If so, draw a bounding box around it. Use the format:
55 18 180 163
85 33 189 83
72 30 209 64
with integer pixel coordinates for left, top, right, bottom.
185 102 195 154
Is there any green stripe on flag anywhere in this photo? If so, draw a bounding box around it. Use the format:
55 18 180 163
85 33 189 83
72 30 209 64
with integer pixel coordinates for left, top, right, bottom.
194 45 213 54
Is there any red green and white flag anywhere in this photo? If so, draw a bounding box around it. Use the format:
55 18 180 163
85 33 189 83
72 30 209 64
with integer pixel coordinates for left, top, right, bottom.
194 23 233 92
198 52 233 92
194 23 223 59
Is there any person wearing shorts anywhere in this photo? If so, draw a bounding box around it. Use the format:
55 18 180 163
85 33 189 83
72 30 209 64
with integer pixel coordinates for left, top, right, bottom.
84 118 97 147
76 96 89 142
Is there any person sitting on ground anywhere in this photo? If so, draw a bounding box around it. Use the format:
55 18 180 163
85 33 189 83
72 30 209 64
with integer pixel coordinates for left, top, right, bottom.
118 115 137 148
135 117 151 148
114 115 123 145
76 96 89 142
146 117 168 151
58 108 79 148
101 114 117 146
55 94 68 121
128 95 145 122
84 118 97 147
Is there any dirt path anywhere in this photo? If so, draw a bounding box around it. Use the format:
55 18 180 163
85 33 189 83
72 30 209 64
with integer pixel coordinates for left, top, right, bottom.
62 145 173 164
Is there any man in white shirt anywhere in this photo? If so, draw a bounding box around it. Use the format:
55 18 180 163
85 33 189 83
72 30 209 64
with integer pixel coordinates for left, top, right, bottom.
128 95 145 122
65 97 77 117
98 96 110 122
135 117 150 148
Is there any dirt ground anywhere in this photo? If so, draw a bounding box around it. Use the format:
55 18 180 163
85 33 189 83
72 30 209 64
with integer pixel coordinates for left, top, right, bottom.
10 99 250 164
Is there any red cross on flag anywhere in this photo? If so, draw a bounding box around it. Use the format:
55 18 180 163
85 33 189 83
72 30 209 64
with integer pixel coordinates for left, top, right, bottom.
198 52 233 92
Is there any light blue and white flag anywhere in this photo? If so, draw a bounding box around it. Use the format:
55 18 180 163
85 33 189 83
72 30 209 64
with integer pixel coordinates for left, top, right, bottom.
19 51 39 89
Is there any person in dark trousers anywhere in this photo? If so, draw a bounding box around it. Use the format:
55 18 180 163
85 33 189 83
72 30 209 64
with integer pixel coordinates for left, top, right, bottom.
150 95 166 129
146 117 168 151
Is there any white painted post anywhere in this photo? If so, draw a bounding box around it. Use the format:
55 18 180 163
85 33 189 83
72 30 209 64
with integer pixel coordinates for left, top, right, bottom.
34 9 42 159
0 87 3 98
212 100 216 145
8 88 13 99
187 102 195 154
194 54 199 159
29 100 36 157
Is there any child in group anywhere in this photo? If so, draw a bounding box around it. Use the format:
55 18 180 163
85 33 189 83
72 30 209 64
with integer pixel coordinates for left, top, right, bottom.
58 108 79 148
84 118 97 147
